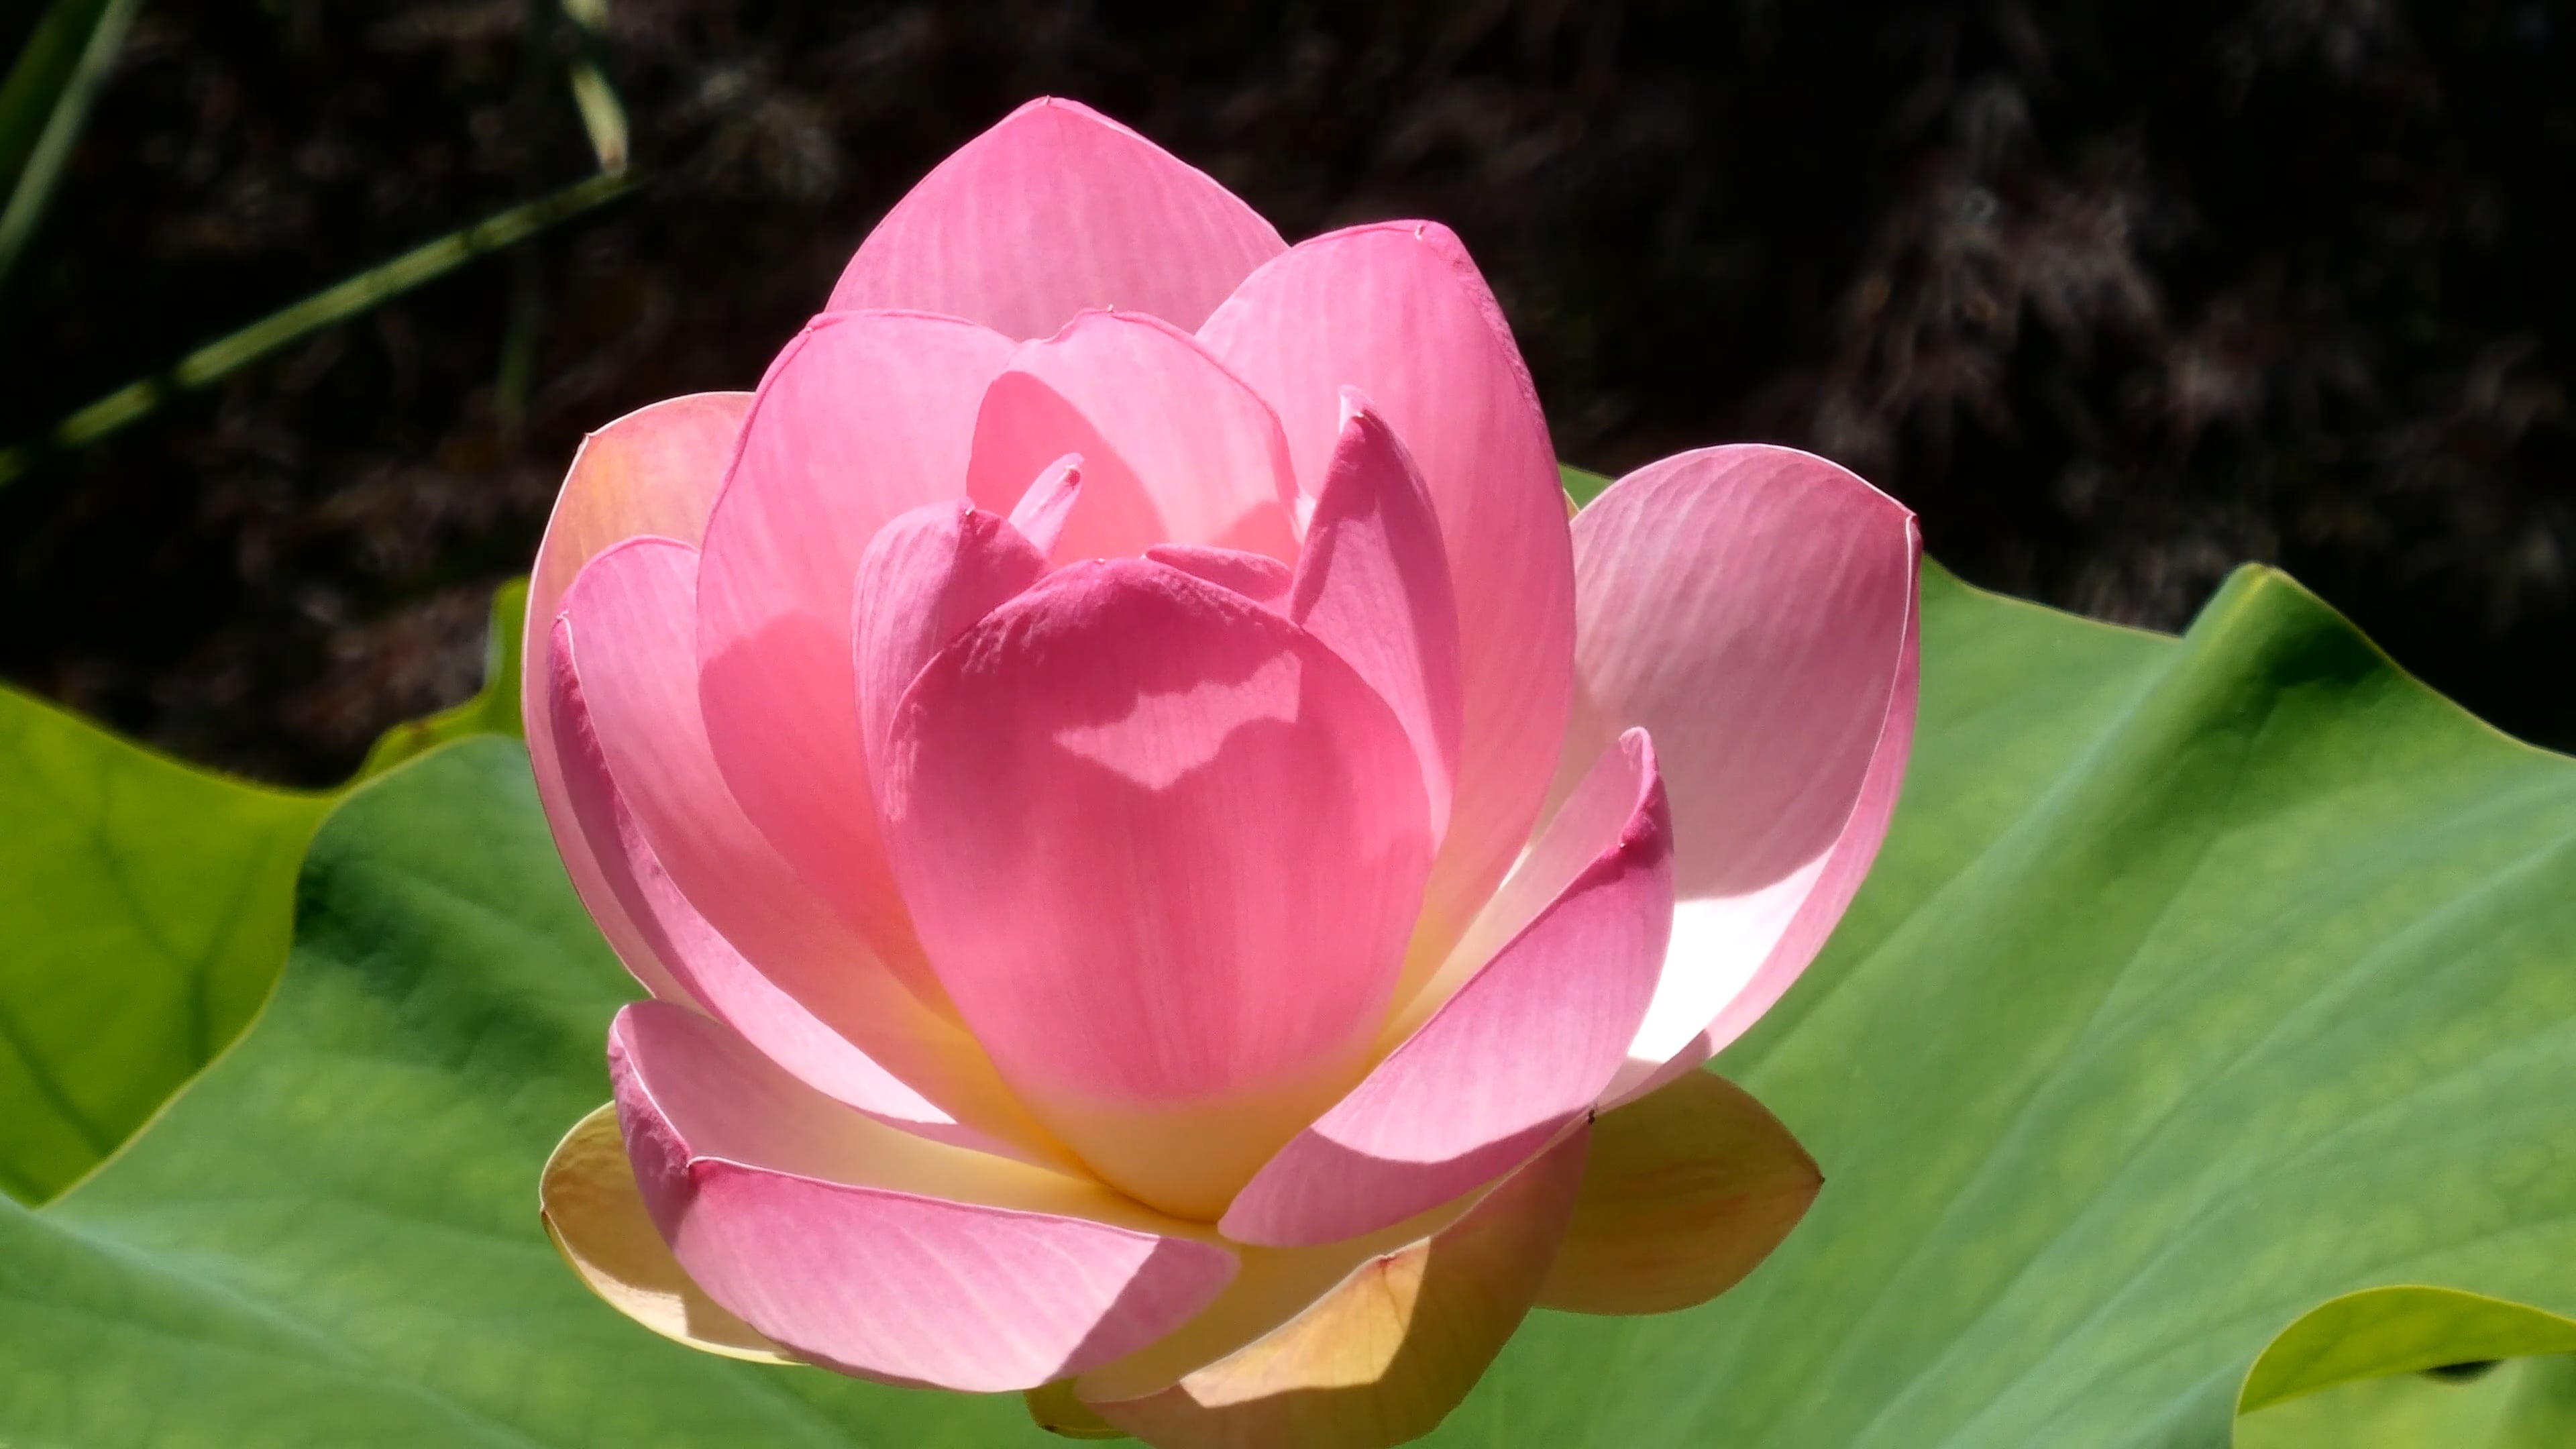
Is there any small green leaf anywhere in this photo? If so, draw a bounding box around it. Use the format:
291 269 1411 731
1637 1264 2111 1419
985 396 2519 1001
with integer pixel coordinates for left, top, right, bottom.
1559 463 1614 508
2242 1288 2576 1414
2237 1356 2576 1448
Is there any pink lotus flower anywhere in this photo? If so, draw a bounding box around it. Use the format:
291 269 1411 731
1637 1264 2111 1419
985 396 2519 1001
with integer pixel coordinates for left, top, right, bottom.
529 99 1919 1446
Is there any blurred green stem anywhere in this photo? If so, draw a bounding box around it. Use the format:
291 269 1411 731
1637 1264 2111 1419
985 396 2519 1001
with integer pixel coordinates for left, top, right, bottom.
0 168 638 488
557 0 629 173
0 0 138 291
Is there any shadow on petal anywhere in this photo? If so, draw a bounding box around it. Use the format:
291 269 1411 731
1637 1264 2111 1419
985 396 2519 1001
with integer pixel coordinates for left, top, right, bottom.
1028 1379 1131 1440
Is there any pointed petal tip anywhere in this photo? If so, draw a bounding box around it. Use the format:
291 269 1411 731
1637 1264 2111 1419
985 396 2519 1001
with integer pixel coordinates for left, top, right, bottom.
1538 1071 1820 1316
832 99 1283 337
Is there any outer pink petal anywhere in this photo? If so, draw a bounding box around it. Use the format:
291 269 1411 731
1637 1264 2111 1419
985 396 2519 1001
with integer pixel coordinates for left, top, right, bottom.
965 310 1299 566
610 1002 1236 1393
878 559 1432 1220
827 97 1286 339
1201 223 1574 977
1564 445 1920 1105
851 499 1051 788
693 311 1013 994
1218 732 1672 1247
559 537 1055 1157
524 393 752 1004
1289 394 1463 843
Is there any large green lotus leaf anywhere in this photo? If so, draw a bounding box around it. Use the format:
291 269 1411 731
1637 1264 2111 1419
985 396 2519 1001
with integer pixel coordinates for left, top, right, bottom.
0 579 525 1208
0 737 1024 1446
0 686 327 1204
3 561 2571 1447
1424 563 2576 1446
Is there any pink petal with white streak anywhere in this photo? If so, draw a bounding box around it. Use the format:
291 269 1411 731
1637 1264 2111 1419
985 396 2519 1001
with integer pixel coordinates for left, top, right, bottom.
1562 445 1918 1104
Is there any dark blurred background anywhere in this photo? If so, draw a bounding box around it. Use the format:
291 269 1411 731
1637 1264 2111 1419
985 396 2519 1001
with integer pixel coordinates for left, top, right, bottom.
1 0 2568 785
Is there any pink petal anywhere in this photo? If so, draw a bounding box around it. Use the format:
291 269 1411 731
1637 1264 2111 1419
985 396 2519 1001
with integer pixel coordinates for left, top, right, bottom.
694 311 1013 988
1091 1127 1591 1449
541 1103 791 1362
850 500 1051 790
878 559 1432 1220
827 97 1286 339
1006 452 1085 556
610 1002 1237 1392
559 538 1054 1157
1144 543 1293 605
549 611 938 1130
524 393 752 1004
1218 732 1672 1247
1200 223 1574 977
1564 446 1919 1104
1288 393 1462 842
965 310 1300 566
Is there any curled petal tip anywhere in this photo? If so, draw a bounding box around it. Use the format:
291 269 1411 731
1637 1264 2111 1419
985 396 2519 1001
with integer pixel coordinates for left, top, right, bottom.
1008 452 1087 556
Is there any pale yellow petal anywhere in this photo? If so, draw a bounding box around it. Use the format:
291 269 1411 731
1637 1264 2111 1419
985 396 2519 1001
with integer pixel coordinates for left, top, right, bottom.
1538 1069 1819 1315
537 1102 793 1363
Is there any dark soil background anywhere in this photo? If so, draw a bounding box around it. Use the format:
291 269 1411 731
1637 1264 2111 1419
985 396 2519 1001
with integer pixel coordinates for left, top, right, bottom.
2 0 2569 785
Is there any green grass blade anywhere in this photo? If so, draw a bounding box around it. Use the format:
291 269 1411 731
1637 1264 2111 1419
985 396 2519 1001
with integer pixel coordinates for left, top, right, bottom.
0 168 638 488
0 0 137 291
